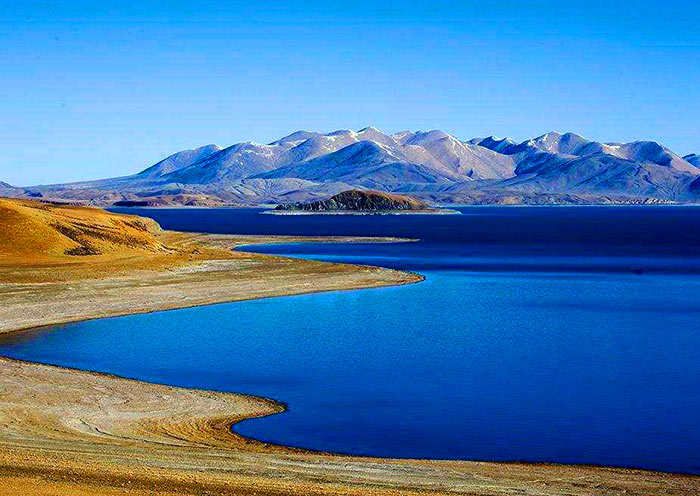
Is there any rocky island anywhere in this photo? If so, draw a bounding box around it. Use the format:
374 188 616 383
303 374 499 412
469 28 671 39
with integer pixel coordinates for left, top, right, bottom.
273 189 457 214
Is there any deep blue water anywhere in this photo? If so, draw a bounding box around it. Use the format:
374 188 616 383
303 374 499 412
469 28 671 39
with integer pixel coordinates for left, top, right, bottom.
1 206 700 473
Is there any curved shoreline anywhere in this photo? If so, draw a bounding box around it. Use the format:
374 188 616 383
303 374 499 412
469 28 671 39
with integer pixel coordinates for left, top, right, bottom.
0 233 425 458
1 232 700 494
0 232 423 335
1 262 425 338
2 357 699 496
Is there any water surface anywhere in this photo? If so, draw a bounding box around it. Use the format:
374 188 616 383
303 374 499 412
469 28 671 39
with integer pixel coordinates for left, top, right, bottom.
1 206 700 473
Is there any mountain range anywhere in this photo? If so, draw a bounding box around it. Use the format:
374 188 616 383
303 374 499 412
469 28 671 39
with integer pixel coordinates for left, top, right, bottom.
5 128 700 205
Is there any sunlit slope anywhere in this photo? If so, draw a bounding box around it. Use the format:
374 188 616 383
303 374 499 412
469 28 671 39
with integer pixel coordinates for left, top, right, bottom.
0 198 167 261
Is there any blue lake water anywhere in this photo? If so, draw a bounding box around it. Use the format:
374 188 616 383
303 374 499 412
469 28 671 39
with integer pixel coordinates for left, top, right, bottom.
2 206 700 473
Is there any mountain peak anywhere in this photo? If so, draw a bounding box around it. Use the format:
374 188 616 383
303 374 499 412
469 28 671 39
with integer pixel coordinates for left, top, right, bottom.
531 131 588 145
537 131 563 140
474 136 518 154
137 144 221 178
358 126 382 133
404 130 452 146
271 130 320 145
482 135 515 145
391 130 415 144
517 132 593 155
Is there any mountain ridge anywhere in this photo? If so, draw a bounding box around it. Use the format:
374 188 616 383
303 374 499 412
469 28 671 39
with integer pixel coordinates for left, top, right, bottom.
14 128 700 205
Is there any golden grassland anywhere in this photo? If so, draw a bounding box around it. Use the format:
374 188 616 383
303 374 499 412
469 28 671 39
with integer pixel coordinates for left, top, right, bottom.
0 198 698 495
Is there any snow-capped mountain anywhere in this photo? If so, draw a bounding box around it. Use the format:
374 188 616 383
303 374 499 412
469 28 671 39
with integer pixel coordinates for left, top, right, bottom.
257 141 456 189
137 145 222 178
479 131 696 172
20 128 700 205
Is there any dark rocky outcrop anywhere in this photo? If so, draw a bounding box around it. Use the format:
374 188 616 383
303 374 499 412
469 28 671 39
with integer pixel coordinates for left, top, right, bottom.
276 190 432 212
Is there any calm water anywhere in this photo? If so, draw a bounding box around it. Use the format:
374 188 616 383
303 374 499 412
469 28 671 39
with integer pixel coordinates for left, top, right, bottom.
2 206 700 473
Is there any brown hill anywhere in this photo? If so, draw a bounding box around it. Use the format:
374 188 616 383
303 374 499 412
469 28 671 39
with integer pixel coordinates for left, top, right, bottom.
276 189 432 212
0 197 168 261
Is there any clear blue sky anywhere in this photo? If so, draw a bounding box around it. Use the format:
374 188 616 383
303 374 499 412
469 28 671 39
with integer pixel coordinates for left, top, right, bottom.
2 0 699 185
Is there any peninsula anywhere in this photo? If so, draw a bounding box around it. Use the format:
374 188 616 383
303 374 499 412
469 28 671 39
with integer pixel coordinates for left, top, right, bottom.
0 198 419 333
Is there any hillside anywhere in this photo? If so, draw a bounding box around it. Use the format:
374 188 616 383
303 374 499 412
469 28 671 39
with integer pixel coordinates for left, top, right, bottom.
275 190 434 212
0 181 25 198
0 198 167 261
17 128 700 205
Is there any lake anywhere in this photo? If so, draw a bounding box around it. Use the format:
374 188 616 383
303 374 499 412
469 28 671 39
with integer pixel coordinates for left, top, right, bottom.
1 206 700 474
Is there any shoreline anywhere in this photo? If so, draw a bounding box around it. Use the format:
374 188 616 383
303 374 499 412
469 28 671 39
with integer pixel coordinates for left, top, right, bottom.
1 355 699 496
1 230 699 494
0 232 422 335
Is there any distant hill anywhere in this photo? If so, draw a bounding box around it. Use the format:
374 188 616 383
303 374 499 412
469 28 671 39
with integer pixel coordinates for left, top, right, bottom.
275 190 433 212
0 181 21 197
17 128 700 205
0 198 167 260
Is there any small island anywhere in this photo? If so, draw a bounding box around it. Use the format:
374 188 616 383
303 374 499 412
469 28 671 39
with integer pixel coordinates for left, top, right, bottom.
271 190 458 215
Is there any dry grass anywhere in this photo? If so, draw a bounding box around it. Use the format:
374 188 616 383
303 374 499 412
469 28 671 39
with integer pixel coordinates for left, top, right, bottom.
0 197 167 260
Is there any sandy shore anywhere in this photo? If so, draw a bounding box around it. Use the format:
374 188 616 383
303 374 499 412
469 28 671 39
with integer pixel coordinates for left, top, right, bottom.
1 222 699 494
2 356 699 496
0 231 421 334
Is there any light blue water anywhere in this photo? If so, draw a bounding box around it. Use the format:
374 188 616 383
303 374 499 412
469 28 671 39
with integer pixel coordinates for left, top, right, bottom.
1 206 700 473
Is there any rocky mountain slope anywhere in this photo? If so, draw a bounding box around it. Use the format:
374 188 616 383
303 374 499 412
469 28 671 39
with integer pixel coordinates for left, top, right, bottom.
15 128 700 205
0 181 26 198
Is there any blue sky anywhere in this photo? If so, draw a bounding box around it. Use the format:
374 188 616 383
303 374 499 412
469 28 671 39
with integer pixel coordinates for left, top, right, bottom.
1 0 699 185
